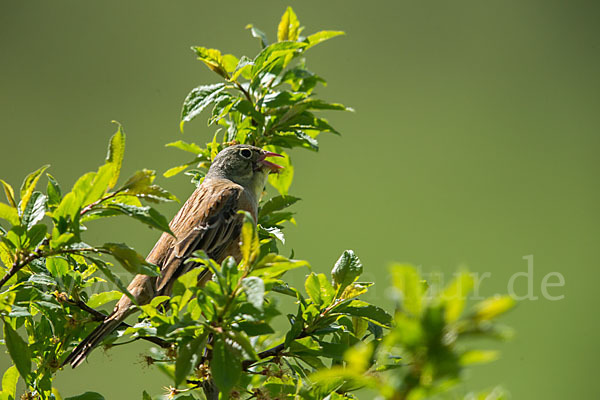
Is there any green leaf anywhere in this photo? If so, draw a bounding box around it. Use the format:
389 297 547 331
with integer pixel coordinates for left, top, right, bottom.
105 122 126 190
87 291 122 308
277 7 301 42
390 264 423 316
165 140 202 155
305 30 345 49
21 192 46 229
85 256 135 302
245 24 269 48
46 257 69 279
441 270 474 323
102 243 159 276
118 170 178 203
180 83 227 128
142 391 152 400
79 164 114 207
265 146 293 195
211 335 241 396
269 131 319 151
305 273 322 306
473 295 516 321
229 330 259 360
3 322 31 381
163 164 190 178
0 203 19 226
175 334 205 387
251 254 309 279
340 282 371 300
0 180 17 209
91 203 173 234
26 223 47 249
51 191 82 222
242 277 264 310
258 195 300 219
49 232 74 249
251 41 306 79
337 301 392 328
301 99 353 112
119 169 154 192
239 212 259 265
1 365 18 400
230 56 254 81
46 173 62 207
331 250 363 290
19 165 49 214
460 349 499 366
191 47 231 78
285 308 304 347
64 392 105 400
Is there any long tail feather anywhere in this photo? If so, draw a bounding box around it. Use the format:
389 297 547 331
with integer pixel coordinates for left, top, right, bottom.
62 317 123 368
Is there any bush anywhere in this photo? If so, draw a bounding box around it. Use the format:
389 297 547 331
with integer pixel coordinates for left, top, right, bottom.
0 7 514 400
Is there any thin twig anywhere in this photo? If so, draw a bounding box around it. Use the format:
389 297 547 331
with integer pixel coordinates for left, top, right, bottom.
0 244 107 288
241 330 309 370
65 297 172 349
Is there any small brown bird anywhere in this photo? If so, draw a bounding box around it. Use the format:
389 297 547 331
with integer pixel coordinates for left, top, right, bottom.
63 144 282 368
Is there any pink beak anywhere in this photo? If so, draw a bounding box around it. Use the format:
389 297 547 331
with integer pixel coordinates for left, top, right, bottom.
259 151 284 173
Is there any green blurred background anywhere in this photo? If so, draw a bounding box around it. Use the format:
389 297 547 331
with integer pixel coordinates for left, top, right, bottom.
1 0 598 398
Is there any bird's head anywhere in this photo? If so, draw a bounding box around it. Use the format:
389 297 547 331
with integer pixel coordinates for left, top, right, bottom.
206 144 283 197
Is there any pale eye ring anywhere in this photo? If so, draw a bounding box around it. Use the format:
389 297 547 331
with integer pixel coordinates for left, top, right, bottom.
240 148 252 159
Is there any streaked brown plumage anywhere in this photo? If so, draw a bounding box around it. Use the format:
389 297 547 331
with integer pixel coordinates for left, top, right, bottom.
63 145 282 368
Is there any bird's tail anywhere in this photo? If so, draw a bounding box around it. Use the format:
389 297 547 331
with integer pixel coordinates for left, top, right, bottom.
62 315 123 368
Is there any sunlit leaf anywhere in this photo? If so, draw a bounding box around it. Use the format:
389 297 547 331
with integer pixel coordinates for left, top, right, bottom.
390 264 423 317
1 365 18 400
230 56 254 81
460 350 499 366
305 30 345 48
46 256 69 279
242 277 265 310
180 83 227 128
0 180 17 209
278 7 301 42
240 212 259 265
106 122 126 189
87 291 123 309
265 146 293 195
165 140 202 155
473 295 516 322
19 165 49 214
441 270 474 323
0 203 19 226
46 173 62 207
245 24 269 48
21 192 46 229
331 250 363 291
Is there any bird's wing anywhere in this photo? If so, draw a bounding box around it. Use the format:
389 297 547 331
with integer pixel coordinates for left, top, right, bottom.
154 180 243 294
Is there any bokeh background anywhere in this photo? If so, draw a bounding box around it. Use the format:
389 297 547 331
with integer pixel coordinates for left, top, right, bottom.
1 1 598 398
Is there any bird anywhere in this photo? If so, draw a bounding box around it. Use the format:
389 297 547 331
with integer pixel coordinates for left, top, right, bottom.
63 144 283 368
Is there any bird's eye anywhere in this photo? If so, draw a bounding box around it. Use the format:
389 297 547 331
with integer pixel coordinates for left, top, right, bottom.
240 148 252 159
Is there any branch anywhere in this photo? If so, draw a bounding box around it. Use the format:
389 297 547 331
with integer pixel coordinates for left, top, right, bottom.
65 297 172 349
0 238 49 287
79 191 119 216
241 330 309 370
0 244 108 288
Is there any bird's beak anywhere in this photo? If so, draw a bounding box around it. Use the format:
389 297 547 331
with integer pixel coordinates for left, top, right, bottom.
258 151 284 173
